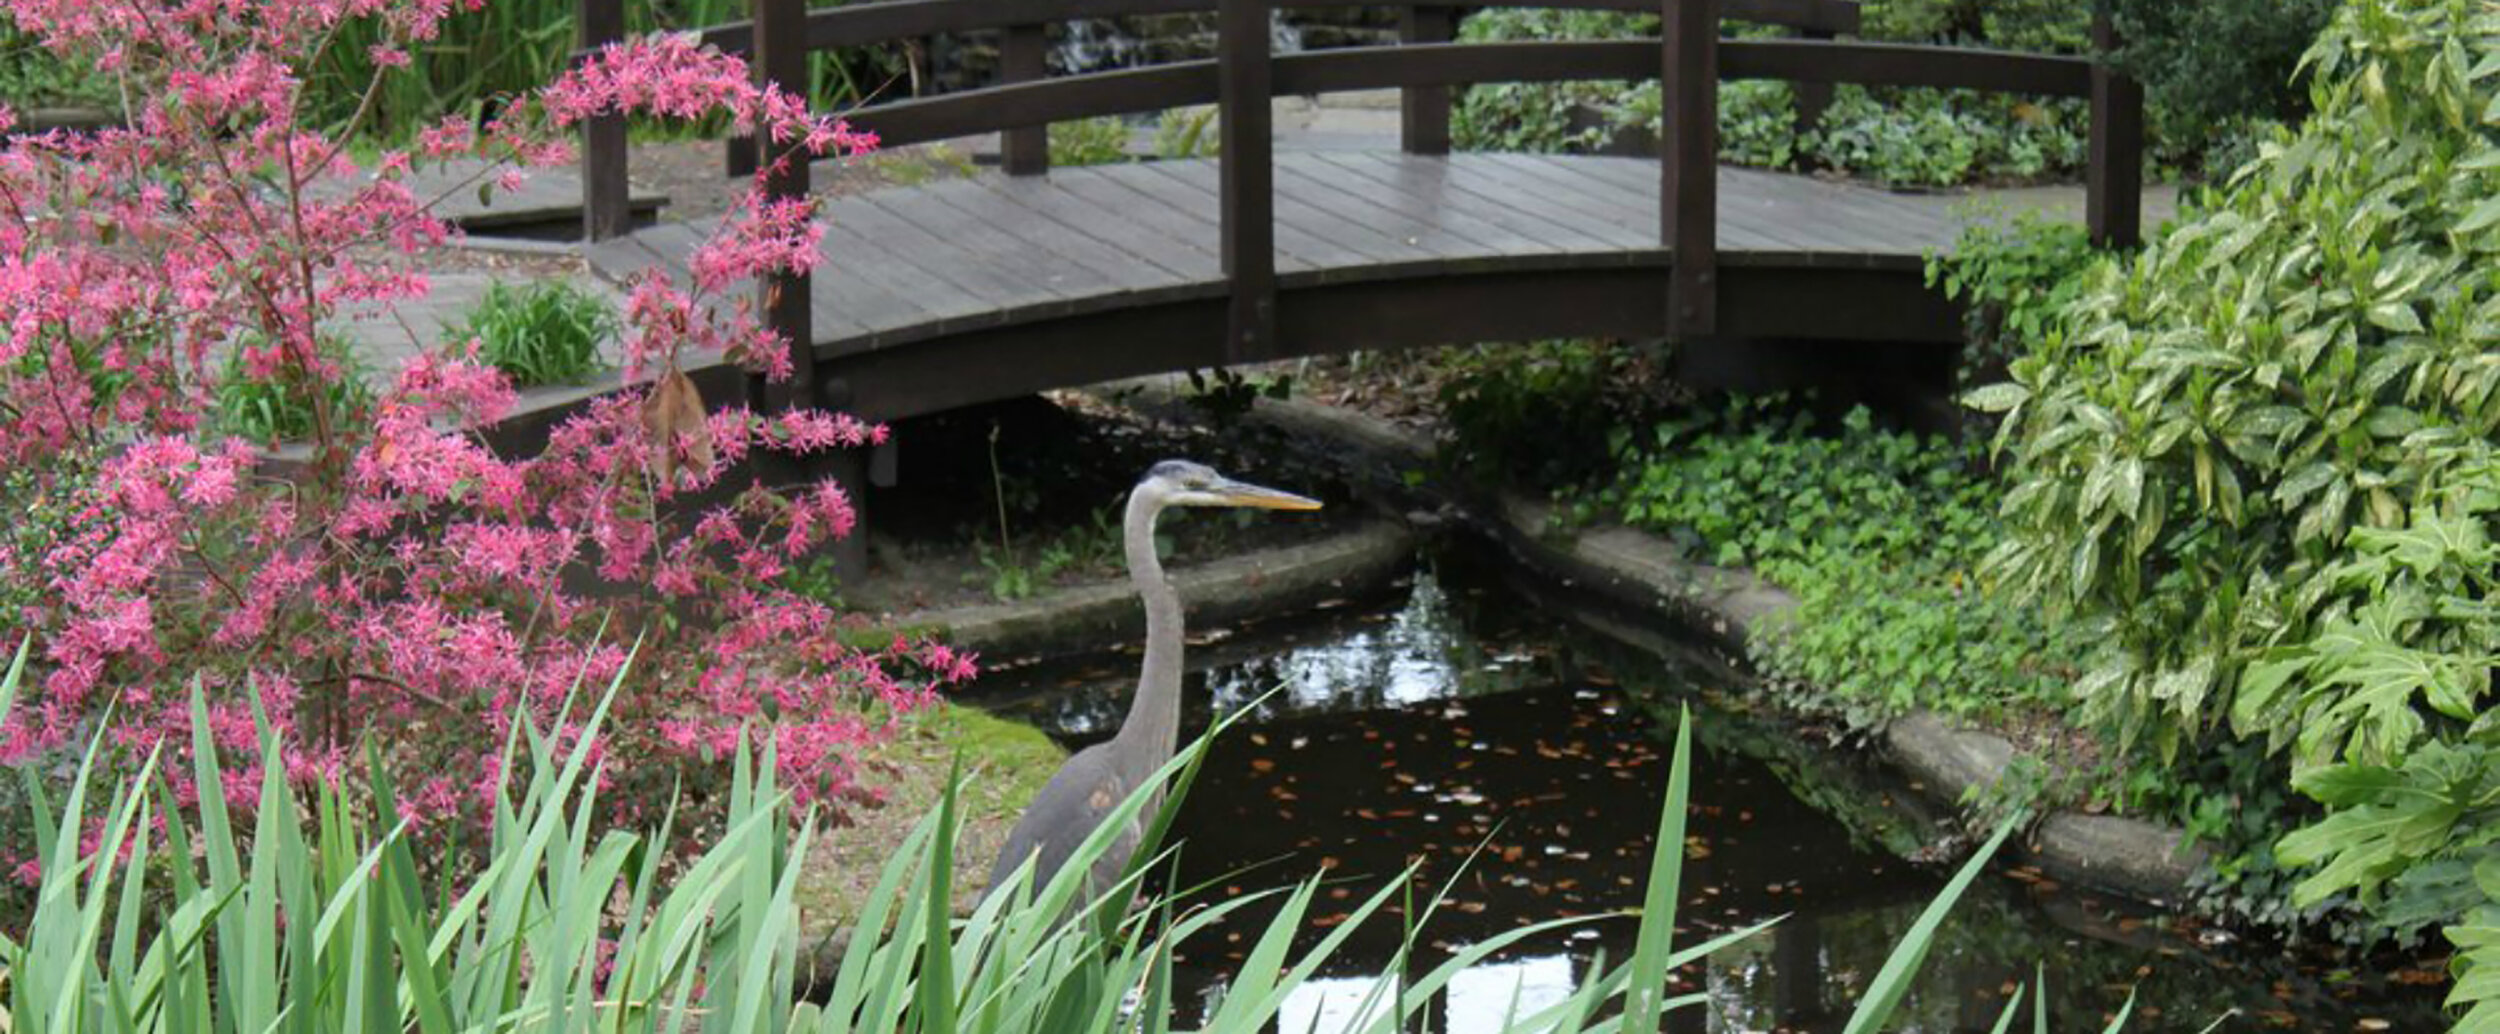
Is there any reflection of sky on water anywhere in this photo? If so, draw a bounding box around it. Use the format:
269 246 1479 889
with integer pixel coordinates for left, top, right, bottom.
1276 956 1576 1034
1205 574 1474 715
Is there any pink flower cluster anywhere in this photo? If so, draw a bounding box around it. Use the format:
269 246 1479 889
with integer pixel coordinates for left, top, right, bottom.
0 0 959 868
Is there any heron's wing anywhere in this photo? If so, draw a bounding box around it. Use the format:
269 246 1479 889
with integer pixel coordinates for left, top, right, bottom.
985 744 1129 902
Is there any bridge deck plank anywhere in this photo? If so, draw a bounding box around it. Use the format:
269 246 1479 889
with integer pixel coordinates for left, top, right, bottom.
587 154 2136 364
971 170 1225 285
1308 152 1611 256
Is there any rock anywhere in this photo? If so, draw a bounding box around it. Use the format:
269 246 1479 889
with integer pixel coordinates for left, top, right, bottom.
1883 712 2017 803
2032 813 2207 903
902 521 1415 663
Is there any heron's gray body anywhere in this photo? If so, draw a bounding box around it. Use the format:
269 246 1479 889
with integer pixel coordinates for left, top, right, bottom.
984 461 1312 904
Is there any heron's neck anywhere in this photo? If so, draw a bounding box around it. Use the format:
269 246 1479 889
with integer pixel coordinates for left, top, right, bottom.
1112 489 1184 786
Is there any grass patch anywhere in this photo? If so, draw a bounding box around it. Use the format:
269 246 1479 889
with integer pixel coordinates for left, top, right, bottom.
794 703 1065 922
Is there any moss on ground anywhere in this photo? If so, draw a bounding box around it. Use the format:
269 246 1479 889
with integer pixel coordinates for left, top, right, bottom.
793 703 1067 940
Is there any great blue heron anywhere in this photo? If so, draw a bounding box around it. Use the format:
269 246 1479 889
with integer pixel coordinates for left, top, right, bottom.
985 459 1320 903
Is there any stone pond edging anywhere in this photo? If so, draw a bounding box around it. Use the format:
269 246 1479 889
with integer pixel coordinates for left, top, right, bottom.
883 520 1417 664
1089 376 2205 905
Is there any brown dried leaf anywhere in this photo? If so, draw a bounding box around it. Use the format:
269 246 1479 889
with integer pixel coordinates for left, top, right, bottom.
642 367 713 485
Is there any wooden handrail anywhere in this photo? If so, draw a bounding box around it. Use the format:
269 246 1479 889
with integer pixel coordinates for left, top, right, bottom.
832 40 2096 150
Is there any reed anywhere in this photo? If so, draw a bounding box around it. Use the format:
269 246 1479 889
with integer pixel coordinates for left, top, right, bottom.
0 636 2115 1033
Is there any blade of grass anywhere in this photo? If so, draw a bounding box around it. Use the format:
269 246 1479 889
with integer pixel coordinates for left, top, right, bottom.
1840 811 2025 1034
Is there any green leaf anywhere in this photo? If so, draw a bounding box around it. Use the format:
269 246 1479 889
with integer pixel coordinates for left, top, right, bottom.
1963 382 2031 412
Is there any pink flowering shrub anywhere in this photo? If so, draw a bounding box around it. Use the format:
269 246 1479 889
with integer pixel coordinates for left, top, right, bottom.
0 0 969 865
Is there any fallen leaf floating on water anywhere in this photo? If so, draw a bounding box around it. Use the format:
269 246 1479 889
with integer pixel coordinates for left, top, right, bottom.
642 366 712 485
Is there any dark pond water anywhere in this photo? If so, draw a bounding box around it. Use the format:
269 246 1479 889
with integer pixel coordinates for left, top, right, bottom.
971 557 2446 1033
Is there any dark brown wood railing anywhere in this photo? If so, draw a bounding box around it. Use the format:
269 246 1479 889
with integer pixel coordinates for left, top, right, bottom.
577 0 2142 363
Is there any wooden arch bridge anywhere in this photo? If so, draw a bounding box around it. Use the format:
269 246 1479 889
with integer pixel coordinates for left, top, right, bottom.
569 0 2145 424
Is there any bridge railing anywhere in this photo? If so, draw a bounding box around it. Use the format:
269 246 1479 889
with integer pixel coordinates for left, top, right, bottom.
577 0 2140 361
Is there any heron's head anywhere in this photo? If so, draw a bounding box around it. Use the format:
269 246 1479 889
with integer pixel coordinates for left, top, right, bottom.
1136 460 1322 512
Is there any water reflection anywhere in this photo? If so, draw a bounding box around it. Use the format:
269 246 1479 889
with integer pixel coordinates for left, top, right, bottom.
973 565 2445 1032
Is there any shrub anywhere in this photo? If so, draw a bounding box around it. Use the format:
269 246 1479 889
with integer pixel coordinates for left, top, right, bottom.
447 280 617 388
1974 0 2498 1008
1925 213 2104 385
1436 340 1678 489
1154 106 1220 160
2112 0 2338 164
0 0 949 867
1448 5 2090 186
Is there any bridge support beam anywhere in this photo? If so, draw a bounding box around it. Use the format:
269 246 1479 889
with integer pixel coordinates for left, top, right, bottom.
1662 0 1719 339
1218 0 1277 362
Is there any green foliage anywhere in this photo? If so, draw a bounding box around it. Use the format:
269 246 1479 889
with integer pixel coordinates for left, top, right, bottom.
969 505 1125 602
1451 9 1652 153
1153 106 1220 160
211 334 375 444
0 644 2068 1034
1976 0 2500 1000
1448 6 2089 186
446 279 616 388
1927 213 2103 382
1181 366 1291 426
1437 340 1677 489
1612 403 2085 725
0 24 118 111
2112 0 2339 165
1976 0 2499 765
1049 116 1133 167
1799 88 2087 188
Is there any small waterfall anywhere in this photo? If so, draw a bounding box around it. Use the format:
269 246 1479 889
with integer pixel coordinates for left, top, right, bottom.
1052 18 1148 75
1269 10 1304 54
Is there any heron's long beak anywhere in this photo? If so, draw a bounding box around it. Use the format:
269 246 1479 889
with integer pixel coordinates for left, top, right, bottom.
1207 477 1322 511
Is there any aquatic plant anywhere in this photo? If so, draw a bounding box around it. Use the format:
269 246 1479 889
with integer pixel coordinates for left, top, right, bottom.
0 642 2076 1033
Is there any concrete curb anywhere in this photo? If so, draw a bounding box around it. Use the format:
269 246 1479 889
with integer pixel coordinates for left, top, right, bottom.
889 520 1417 664
1098 377 2204 904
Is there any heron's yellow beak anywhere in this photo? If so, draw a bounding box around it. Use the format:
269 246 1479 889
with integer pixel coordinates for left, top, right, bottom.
1207 477 1322 511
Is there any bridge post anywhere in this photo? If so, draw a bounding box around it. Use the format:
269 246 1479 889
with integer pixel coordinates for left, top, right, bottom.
1002 25 1051 175
578 0 630 242
1791 24 1833 145
1398 4 1453 155
2086 2 2143 249
751 0 817 413
1218 0 1277 361
1661 0 1718 338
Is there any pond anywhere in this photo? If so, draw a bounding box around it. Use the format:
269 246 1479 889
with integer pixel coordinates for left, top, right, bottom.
971 554 2445 1032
